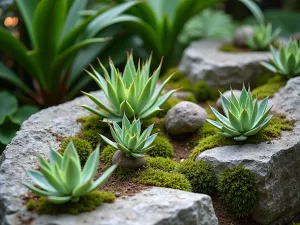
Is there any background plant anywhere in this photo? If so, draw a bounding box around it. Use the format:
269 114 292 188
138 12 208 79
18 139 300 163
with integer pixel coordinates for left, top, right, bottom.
262 39 300 78
0 0 138 107
90 0 225 69
179 9 236 45
0 91 38 153
23 141 117 204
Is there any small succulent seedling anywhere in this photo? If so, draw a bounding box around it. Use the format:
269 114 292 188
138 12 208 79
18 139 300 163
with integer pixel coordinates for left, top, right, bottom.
23 141 117 204
262 39 300 78
246 24 281 51
100 115 157 158
81 54 176 122
207 86 272 141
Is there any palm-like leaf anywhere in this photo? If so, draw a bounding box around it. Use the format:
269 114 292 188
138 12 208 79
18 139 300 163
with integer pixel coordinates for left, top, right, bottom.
100 115 157 158
23 141 117 204
0 0 139 107
207 86 273 141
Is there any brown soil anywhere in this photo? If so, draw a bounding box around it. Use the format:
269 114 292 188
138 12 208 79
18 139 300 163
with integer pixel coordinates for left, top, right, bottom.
169 132 199 162
101 178 149 198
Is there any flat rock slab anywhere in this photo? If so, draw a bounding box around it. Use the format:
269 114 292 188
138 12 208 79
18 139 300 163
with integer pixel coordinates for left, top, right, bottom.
197 77 300 225
0 92 218 225
179 39 271 88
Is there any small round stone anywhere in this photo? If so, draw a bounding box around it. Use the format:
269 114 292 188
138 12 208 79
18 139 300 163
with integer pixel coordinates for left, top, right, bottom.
233 25 254 47
112 150 146 169
216 90 241 111
164 101 208 135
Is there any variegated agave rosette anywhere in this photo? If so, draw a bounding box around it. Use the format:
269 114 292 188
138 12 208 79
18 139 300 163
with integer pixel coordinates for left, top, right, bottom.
207 86 273 141
100 115 157 158
81 54 176 122
23 142 117 204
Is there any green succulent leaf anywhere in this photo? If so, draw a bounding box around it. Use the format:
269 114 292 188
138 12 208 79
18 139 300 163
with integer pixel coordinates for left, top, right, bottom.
209 86 272 141
24 142 116 204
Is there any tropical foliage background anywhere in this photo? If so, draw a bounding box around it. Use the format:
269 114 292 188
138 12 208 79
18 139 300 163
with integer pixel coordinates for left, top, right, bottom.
0 0 299 151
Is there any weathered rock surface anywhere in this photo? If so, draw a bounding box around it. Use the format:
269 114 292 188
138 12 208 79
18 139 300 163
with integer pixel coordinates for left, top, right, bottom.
233 25 254 47
165 101 208 135
0 92 218 225
179 39 271 88
112 150 146 169
197 77 300 225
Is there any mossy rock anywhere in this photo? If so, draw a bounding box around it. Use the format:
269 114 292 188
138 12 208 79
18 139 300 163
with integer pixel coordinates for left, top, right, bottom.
177 160 216 195
58 137 93 165
26 191 116 215
134 168 192 192
190 115 293 161
146 136 174 158
217 166 258 217
146 156 178 172
252 75 286 99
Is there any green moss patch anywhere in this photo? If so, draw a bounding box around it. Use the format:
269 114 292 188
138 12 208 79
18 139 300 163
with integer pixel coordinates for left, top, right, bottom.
217 166 258 217
59 137 92 165
252 75 286 99
146 156 178 172
134 168 192 192
190 115 293 160
26 191 115 215
160 67 193 92
177 160 216 195
146 136 174 158
82 129 101 149
198 122 219 138
102 145 116 166
193 81 219 102
219 43 241 53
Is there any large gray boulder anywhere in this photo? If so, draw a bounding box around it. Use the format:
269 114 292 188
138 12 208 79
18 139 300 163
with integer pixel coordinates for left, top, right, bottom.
179 39 271 88
196 77 300 225
0 92 218 225
165 101 208 135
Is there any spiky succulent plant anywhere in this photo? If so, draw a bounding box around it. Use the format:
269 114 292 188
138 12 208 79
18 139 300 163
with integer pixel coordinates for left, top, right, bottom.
23 142 117 204
100 115 157 158
207 86 272 141
81 54 176 122
246 24 281 51
261 39 300 78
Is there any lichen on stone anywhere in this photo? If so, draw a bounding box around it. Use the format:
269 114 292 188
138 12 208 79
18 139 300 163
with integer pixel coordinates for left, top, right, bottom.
26 191 116 215
134 168 192 192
